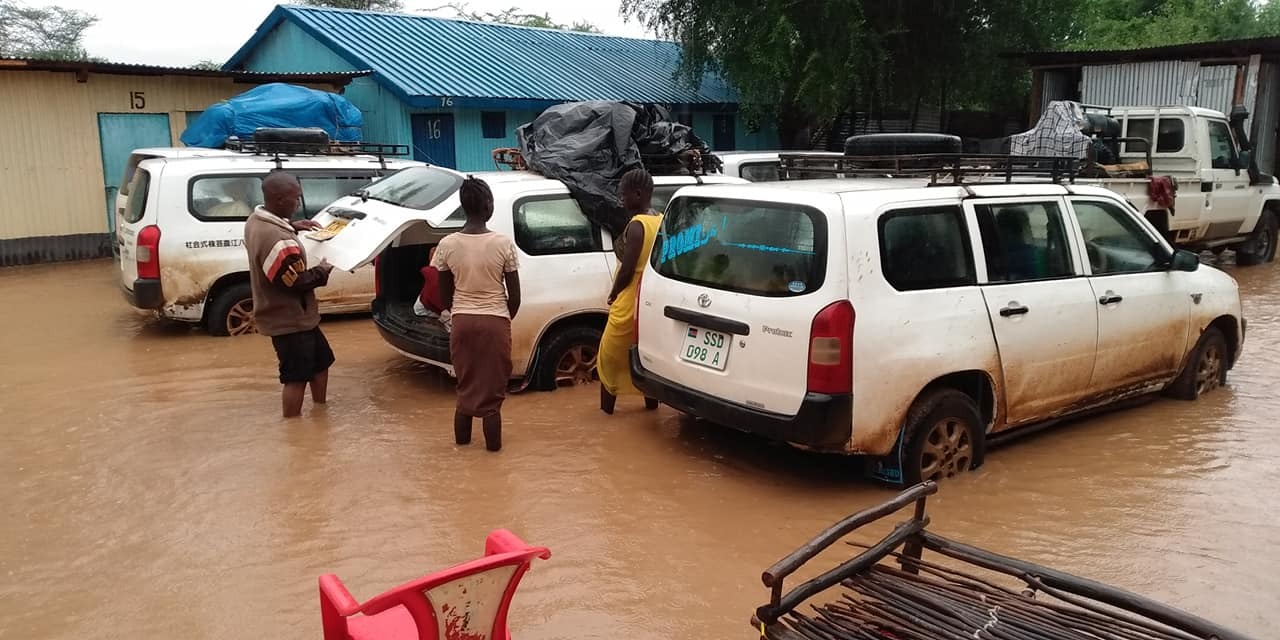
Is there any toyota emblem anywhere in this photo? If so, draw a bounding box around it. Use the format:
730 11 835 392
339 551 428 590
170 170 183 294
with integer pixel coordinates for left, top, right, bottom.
697 293 712 308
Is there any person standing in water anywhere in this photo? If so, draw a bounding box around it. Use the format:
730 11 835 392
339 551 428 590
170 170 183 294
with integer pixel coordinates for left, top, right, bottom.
598 168 662 415
432 177 521 451
243 171 334 418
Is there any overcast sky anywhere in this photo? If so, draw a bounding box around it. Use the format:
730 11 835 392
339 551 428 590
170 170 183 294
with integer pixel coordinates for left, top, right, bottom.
53 0 652 67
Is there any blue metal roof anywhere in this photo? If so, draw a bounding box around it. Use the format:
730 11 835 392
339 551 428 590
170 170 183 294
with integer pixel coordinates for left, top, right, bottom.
226 5 738 110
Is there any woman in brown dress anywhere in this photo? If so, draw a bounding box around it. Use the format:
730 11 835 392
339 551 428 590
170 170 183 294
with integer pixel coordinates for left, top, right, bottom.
433 177 521 451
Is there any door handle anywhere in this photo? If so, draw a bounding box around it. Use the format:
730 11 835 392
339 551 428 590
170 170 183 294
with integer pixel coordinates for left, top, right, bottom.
1098 293 1124 305
999 303 1030 317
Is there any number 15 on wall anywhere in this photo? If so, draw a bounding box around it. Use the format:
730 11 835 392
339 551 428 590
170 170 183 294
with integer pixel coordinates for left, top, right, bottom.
129 91 146 109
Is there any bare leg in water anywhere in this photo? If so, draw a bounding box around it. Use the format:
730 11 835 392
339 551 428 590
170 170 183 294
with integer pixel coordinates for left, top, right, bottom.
482 414 502 451
454 412 472 445
310 369 329 404
282 383 307 418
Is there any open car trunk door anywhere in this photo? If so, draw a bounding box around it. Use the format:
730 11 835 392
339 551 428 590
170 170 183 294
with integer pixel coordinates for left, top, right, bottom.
300 166 464 272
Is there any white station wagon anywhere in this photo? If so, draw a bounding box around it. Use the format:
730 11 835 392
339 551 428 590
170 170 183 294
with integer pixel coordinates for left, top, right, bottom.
117 149 420 335
631 177 1245 484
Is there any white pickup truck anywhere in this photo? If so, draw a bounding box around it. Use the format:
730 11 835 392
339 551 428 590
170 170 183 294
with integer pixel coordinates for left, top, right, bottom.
1065 105 1280 265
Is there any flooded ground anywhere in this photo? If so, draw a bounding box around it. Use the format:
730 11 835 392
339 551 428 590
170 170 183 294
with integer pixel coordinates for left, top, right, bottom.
1 259 1277 639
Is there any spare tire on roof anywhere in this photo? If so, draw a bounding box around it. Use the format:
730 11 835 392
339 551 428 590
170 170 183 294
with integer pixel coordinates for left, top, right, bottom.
844 133 963 157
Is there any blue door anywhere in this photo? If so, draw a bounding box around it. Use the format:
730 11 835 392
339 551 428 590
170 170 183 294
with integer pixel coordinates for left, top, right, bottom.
98 113 172 232
411 113 456 168
713 114 736 151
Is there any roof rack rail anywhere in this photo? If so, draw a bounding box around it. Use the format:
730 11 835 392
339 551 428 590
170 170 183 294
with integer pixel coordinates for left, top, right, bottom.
491 147 723 177
225 128 410 170
777 152 1081 185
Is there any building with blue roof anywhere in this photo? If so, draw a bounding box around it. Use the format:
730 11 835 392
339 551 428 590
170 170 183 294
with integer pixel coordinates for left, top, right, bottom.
224 4 777 170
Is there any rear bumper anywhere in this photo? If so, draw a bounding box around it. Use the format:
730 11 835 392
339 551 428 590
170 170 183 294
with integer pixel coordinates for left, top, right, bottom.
630 346 853 450
121 278 163 310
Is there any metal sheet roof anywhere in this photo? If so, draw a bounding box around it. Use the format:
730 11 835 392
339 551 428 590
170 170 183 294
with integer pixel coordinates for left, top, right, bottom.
225 5 738 107
0 55 368 85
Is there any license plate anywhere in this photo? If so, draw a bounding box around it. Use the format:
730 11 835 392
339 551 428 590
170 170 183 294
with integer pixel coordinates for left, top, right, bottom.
680 325 731 371
306 219 348 242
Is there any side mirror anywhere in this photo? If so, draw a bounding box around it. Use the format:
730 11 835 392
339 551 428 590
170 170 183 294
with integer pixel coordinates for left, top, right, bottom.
1170 249 1200 272
1236 149 1252 171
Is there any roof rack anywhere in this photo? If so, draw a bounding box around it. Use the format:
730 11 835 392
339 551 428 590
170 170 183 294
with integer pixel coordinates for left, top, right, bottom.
777 153 1081 185
491 146 723 178
225 128 410 170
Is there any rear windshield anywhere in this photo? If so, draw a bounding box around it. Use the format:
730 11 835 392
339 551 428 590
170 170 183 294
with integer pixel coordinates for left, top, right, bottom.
120 154 157 196
654 197 826 296
358 166 462 211
124 168 151 224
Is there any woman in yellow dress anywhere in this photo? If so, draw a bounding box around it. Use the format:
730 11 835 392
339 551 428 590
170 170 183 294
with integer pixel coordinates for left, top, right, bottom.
598 168 662 414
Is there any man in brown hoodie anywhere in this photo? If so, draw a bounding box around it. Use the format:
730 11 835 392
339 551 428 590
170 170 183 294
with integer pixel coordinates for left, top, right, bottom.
244 171 335 418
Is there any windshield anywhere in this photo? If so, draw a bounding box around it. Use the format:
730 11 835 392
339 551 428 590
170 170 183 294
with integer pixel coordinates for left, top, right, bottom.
654 196 826 297
358 166 463 210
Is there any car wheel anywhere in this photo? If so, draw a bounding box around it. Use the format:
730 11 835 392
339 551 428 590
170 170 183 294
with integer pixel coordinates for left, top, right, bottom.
901 389 985 486
1166 327 1228 401
1236 210 1277 266
206 282 257 337
530 325 602 391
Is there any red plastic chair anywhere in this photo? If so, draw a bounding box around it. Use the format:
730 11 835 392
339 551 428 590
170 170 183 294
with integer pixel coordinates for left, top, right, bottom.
319 529 551 640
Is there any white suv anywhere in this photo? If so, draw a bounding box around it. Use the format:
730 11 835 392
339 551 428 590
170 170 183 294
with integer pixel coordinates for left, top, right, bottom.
631 178 1245 484
302 166 747 389
117 150 421 335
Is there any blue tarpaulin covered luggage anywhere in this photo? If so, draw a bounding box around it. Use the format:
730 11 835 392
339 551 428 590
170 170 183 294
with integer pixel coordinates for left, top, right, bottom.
180 83 362 149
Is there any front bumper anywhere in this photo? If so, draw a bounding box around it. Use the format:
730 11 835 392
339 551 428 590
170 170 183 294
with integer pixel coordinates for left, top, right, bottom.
629 346 852 449
121 278 163 310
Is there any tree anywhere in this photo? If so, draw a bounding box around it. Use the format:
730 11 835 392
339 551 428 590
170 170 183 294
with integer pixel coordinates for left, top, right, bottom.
1068 0 1270 50
622 0 1080 147
300 0 404 11
191 60 224 71
429 2 602 32
0 0 98 61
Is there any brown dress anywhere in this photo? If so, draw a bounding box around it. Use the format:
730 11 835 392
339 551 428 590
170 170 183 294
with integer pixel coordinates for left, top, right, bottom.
431 231 520 418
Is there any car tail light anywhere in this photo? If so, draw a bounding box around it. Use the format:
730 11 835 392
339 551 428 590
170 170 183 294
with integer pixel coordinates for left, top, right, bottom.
373 255 381 298
807 300 854 394
136 225 161 279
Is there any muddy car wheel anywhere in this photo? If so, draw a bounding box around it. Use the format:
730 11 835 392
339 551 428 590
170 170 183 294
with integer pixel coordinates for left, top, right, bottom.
206 283 257 337
531 326 602 391
1236 211 1277 266
901 389 985 486
1167 327 1228 401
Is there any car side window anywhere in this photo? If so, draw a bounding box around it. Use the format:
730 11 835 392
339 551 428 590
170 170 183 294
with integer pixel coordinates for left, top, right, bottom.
190 176 264 221
298 175 375 220
514 196 603 256
1208 121 1236 169
124 168 151 224
879 205 976 291
974 201 1074 283
1071 199 1166 275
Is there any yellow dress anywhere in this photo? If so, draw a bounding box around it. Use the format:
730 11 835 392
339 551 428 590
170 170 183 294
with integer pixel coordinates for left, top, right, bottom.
598 212 663 396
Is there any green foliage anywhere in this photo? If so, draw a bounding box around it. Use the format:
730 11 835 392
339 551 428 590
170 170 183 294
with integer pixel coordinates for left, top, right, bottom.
429 2 602 32
299 0 405 11
1068 0 1273 50
0 0 98 61
191 60 224 71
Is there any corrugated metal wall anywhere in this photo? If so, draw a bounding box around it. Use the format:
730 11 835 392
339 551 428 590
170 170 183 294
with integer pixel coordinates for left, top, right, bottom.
0 70 337 264
1082 61 1202 107
1252 63 1280 174
1196 64 1237 114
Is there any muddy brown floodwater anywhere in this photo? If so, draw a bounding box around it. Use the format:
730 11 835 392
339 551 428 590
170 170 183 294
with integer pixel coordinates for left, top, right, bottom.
1 259 1279 639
